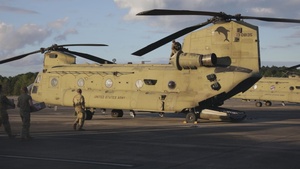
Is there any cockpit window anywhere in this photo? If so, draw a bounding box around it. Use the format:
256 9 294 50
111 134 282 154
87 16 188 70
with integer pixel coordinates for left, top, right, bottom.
32 86 38 94
49 53 58 58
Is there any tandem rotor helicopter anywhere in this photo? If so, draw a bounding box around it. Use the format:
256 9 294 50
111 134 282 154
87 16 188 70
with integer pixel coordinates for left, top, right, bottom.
233 65 300 107
1 9 300 123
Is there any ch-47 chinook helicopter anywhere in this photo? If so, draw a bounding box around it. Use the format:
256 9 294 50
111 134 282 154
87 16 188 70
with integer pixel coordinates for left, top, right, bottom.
233 65 300 107
1 9 300 123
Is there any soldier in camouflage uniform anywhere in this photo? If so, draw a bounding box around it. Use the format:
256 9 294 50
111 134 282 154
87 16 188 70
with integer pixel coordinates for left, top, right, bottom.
169 40 182 64
17 86 33 140
170 40 182 57
73 89 86 131
0 85 16 139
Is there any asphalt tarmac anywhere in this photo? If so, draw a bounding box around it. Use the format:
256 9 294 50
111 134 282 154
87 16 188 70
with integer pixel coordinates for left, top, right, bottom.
0 99 299 169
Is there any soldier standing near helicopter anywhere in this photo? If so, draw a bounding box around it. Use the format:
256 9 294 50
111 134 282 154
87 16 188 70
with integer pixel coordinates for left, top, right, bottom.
0 85 16 139
73 89 86 131
17 86 34 140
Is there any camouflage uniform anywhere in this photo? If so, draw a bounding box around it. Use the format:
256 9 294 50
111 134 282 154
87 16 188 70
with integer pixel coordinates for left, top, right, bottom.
17 89 33 140
0 92 15 138
73 89 85 131
169 40 182 63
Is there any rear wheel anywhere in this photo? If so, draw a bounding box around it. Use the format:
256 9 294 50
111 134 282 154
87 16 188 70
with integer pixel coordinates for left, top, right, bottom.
265 101 272 106
185 112 198 123
111 109 124 117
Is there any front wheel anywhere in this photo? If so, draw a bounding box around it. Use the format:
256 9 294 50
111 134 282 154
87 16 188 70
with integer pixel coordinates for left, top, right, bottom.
255 102 262 107
185 112 198 123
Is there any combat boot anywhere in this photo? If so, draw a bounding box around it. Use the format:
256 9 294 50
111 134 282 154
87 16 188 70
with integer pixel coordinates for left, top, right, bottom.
73 124 77 130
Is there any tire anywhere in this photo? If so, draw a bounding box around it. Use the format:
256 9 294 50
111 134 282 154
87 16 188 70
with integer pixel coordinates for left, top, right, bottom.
255 102 262 107
185 112 197 123
265 101 272 106
111 109 124 117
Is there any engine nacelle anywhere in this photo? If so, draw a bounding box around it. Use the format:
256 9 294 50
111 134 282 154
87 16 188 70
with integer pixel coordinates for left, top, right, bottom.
170 51 217 70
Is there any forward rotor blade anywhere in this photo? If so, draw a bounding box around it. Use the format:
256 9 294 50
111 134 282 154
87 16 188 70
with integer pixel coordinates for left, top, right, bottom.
57 44 108 47
0 44 109 64
67 50 114 64
0 50 41 64
240 16 300 23
132 20 212 56
137 9 221 17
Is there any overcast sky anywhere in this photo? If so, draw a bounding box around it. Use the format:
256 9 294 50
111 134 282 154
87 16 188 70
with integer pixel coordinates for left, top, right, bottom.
1 0 300 77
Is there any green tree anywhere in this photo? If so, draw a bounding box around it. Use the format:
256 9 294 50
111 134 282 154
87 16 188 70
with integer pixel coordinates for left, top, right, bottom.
0 72 38 96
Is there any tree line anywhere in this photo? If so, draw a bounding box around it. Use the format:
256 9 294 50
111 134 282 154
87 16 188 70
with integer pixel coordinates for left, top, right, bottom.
260 66 300 77
0 66 299 96
0 72 38 96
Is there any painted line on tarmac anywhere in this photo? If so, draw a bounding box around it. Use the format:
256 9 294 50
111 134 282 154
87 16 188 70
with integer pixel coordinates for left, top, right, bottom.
0 154 134 168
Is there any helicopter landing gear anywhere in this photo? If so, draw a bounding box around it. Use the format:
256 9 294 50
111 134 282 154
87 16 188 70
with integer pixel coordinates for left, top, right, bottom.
255 101 262 107
255 101 272 107
111 109 124 117
265 101 272 106
185 112 198 123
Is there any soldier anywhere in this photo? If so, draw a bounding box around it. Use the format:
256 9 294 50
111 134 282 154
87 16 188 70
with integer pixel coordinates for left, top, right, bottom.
170 40 182 57
73 89 86 131
169 40 182 64
17 86 33 140
0 85 16 139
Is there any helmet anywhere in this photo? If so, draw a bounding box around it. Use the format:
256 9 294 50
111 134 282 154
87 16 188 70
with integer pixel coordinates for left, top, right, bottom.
77 89 82 93
174 42 181 51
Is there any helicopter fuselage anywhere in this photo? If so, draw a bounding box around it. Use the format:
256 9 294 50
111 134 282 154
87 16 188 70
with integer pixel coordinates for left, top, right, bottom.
31 52 259 113
28 20 262 122
233 76 300 106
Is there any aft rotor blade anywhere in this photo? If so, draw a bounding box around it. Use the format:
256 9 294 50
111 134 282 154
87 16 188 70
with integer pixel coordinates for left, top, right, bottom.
138 9 300 24
0 50 41 64
132 20 212 56
240 16 300 23
67 50 114 64
137 9 221 17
